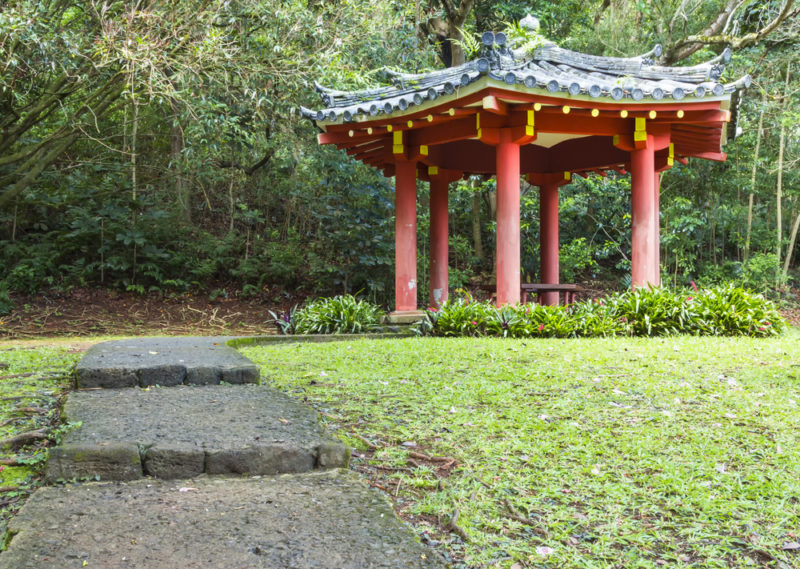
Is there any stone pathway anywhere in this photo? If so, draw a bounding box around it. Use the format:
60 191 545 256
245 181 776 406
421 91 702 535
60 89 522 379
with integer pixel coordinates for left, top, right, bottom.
1 338 444 569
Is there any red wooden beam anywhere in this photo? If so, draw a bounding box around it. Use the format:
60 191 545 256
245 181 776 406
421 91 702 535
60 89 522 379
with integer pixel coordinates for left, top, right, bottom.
547 137 629 173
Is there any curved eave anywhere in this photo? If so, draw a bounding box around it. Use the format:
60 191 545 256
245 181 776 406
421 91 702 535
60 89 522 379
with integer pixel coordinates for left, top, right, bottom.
310 76 734 131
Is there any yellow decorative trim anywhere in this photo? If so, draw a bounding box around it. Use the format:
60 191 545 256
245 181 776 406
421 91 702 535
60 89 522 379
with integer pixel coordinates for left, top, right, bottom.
448 108 455 116
393 131 404 155
634 117 647 141
533 102 542 111
407 120 413 128
427 114 434 122
476 113 481 130
613 135 620 145
428 166 439 176
649 110 657 119
676 110 684 119
591 108 599 117
562 105 570 114
387 125 393 132
367 127 373 135
348 130 354 137
477 129 483 140
620 110 628 118
420 145 428 156
668 142 674 165
526 109 535 136
564 171 571 181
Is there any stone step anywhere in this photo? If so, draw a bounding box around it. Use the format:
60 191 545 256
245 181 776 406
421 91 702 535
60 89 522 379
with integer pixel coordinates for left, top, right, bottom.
1 470 444 569
76 337 259 388
46 385 349 482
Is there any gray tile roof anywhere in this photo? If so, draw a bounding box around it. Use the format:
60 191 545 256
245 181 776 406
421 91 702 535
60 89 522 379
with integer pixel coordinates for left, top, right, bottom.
302 28 749 125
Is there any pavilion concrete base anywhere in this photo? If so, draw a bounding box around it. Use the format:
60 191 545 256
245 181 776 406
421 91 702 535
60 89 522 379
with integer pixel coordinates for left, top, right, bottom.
386 310 425 325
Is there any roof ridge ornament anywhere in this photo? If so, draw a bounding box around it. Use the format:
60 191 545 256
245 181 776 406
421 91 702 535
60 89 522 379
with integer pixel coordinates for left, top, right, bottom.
520 14 539 32
479 30 517 71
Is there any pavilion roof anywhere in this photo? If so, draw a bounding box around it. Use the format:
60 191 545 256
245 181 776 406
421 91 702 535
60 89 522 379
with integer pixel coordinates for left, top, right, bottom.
301 22 750 126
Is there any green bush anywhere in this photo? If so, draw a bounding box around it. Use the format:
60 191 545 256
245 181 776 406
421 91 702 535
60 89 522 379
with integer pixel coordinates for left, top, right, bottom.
293 295 384 334
416 286 785 339
268 305 298 335
569 299 628 337
0 282 13 316
608 285 696 336
419 295 494 337
742 253 783 291
693 284 784 337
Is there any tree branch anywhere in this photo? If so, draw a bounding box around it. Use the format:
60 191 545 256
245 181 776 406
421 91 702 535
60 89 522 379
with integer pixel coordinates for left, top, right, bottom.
662 0 797 64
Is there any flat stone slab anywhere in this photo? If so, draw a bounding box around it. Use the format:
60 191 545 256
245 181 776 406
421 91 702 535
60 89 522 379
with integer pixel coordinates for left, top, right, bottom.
76 337 259 388
46 385 349 481
1 470 444 569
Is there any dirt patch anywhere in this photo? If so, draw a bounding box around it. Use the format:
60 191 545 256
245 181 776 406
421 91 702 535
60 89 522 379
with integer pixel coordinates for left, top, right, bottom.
1 286 797 345
0 287 294 340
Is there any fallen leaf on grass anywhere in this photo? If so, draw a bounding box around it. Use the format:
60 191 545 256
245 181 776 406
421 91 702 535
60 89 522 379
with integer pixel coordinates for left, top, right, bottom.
178 487 198 492
783 542 800 550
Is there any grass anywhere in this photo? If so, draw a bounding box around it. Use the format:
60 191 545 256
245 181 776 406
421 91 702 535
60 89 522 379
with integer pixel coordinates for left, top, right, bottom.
0 346 80 541
241 330 800 569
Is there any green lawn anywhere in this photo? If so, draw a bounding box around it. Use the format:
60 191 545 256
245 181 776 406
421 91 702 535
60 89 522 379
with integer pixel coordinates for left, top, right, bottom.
0 346 79 539
242 331 800 569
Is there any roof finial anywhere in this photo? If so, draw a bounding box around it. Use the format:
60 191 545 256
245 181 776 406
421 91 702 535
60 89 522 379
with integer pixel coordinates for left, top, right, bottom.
520 14 540 32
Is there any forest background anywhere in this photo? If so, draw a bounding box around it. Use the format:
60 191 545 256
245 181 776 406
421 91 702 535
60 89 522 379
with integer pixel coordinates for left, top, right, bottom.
2 0 799 314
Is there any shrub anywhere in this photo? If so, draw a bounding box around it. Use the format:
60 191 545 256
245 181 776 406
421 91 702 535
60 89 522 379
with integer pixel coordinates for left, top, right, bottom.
568 299 628 337
419 295 494 337
268 305 298 335
742 253 783 291
0 283 12 316
293 294 384 334
607 285 696 336
416 285 785 339
693 285 785 337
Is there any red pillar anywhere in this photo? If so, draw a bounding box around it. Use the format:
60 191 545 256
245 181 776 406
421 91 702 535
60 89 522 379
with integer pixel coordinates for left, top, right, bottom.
539 180 560 305
631 137 656 288
653 171 661 286
429 176 449 308
496 140 521 305
394 160 417 312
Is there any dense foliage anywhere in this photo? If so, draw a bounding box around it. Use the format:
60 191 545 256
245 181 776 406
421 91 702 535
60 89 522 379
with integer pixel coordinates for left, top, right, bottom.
1 1 799 307
417 286 785 338
281 294 386 335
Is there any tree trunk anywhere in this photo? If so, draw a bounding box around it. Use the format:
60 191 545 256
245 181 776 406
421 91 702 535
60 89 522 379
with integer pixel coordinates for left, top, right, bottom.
776 61 790 285
782 204 800 281
170 100 190 223
131 99 138 202
744 105 763 264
